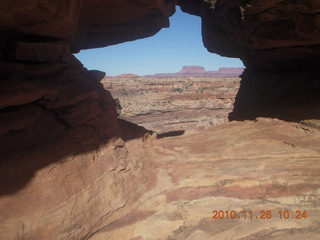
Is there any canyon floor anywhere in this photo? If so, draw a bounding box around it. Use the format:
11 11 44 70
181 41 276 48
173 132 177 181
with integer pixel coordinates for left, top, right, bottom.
102 76 240 133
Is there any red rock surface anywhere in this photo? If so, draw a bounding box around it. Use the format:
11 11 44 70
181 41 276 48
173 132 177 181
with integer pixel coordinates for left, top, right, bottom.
1 118 320 239
1 1 320 239
178 0 320 67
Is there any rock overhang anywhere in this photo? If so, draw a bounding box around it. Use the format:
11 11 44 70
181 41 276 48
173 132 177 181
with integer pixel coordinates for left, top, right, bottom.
0 0 177 54
1 0 320 70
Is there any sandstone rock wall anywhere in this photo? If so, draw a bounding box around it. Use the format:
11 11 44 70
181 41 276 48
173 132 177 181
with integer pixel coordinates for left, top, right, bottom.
229 67 320 121
177 0 320 121
179 0 320 66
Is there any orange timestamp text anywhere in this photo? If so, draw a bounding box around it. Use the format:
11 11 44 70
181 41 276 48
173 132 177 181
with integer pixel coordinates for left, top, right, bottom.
211 210 307 220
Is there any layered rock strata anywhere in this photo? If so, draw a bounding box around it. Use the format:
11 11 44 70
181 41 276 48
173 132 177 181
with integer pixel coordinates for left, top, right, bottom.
103 76 240 133
98 118 320 240
1 118 320 239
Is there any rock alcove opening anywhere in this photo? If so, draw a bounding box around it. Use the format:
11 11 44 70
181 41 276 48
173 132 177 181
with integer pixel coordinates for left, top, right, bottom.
75 6 244 133
76 6 244 77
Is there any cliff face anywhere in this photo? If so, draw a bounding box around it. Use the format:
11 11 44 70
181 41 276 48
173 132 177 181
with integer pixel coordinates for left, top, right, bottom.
1 1 320 239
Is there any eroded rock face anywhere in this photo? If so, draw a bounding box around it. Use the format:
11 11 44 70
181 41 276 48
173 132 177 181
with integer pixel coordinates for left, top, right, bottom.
179 0 320 67
178 0 320 120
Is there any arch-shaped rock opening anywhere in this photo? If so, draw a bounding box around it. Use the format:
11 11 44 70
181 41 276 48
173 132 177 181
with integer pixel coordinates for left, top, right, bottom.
1 1 320 239
76 6 244 133
76 6 243 76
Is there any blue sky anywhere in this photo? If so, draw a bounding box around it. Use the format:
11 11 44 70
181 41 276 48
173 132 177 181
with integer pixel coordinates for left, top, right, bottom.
75 7 243 76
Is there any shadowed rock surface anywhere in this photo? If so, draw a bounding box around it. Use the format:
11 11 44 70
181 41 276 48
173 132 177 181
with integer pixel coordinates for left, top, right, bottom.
229 66 320 122
1 0 320 239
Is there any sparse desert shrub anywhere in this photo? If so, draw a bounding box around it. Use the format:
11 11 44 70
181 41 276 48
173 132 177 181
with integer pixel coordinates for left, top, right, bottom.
120 88 128 95
196 87 210 93
172 88 183 93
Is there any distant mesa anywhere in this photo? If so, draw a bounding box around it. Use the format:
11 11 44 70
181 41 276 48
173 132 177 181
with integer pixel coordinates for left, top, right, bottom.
144 66 244 78
179 66 206 73
111 66 244 78
115 73 141 78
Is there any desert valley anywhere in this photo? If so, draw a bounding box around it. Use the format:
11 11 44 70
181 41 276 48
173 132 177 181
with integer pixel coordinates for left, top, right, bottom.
103 66 242 133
